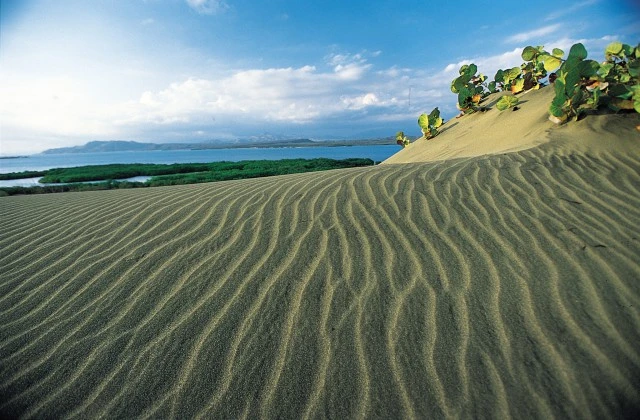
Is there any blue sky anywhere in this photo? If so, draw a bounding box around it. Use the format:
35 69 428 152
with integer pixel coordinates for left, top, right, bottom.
1 0 638 155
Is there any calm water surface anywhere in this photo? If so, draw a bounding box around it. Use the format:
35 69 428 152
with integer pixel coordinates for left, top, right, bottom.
0 145 399 187
0 145 398 173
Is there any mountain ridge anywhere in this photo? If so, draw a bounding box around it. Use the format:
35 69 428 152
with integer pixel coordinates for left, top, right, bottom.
41 138 395 154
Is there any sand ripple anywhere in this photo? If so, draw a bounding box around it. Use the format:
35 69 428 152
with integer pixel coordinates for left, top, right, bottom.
1 148 640 418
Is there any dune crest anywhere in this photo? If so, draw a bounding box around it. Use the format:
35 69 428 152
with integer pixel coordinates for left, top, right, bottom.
384 86 640 164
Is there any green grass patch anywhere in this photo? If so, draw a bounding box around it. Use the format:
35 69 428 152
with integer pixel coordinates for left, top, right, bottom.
0 158 375 196
0 170 47 180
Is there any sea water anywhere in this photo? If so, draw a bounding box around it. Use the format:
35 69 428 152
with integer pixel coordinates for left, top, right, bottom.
0 145 398 173
0 145 399 187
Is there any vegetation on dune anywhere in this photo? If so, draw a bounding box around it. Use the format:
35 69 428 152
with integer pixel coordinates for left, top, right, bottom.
450 64 490 114
395 131 411 148
418 107 443 139
0 158 375 196
549 41 640 123
394 40 639 148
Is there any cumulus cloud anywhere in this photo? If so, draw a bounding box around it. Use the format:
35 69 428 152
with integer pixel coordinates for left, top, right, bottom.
185 0 228 15
117 60 377 127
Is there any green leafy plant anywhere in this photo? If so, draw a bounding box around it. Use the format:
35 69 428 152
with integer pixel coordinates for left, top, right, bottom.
548 43 602 123
495 95 520 111
598 41 640 112
520 45 564 91
493 67 522 93
396 131 411 147
451 63 488 114
492 46 564 95
418 107 443 139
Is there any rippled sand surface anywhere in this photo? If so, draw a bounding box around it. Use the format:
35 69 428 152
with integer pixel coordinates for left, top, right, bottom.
1 141 639 418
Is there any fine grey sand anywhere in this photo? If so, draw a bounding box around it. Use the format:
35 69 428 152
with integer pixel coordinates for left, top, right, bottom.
1 87 640 418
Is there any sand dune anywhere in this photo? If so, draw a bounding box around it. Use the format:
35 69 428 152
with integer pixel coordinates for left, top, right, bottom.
1 135 640 417
384 86 640 164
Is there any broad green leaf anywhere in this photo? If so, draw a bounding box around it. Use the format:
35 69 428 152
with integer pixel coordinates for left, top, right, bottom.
451 77 466 93
592 87 601 107
458 87 472 107
551 92 567 109
466 63 478 77
549 101 565 118
496 95 519 111
494 69 504 83
433 117 443 128
552 48 564 58
522 46 538 61
608 83 632 99
428 107 440 122
622 44 634 57
568 43 588 60
562 56 581 73
628 59 640 78
504 67 521 82
605 42 623 57
598 62 614 77
417 114 429 130
578 60 600 77
564 67 581 96
488 80 497 93
554 74 567 98
459 64 470 75
540 54 562 72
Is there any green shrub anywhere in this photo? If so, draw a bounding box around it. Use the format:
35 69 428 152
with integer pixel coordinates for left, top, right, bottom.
418 107 443 139
1 158 375 195
547 42 640 123
451 63 489 114
599 41 640 112
396 131 411 147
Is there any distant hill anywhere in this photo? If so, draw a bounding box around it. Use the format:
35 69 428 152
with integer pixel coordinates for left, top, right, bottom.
41 141 160 154
41 138 395 154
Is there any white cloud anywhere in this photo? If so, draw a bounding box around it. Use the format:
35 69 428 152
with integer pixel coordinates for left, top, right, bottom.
341 93 380 110
185 0 228 15
506 24 562 44
545 0 600 21
116 59 378 127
